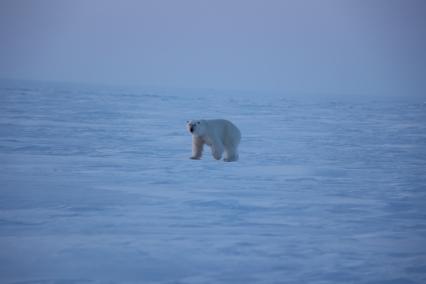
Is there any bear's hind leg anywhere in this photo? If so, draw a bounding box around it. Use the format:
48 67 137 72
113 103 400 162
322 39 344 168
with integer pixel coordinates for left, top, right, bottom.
223 147 238 162
211 140 224 160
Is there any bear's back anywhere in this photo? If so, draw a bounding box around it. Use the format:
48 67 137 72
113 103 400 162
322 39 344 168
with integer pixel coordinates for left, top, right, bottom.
205 119 241 145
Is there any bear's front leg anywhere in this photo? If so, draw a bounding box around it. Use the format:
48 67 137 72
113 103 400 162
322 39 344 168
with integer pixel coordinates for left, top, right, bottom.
190 136 204 160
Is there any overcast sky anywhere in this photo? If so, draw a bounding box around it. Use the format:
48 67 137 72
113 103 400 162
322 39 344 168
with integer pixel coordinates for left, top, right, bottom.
1 0 425 96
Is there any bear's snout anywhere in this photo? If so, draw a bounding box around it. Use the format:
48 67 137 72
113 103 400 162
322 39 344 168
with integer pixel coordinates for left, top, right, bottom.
189 125 194 133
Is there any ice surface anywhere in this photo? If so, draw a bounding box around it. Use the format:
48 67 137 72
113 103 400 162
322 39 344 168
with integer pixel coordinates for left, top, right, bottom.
1 80 426 283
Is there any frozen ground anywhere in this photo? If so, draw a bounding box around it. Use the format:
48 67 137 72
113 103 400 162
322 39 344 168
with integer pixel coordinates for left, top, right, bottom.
0 80 426 284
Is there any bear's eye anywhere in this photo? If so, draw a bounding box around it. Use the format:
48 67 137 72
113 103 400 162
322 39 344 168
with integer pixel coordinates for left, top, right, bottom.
197 122 200 124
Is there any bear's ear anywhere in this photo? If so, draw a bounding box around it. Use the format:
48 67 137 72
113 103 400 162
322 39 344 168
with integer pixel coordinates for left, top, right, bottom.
197 121 200 124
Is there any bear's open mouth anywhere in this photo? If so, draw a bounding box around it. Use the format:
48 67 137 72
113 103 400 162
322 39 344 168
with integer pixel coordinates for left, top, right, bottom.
189 125 194 133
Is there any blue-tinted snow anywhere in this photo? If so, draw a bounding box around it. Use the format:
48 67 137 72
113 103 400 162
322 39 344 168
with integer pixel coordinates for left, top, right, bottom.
1 80 426 284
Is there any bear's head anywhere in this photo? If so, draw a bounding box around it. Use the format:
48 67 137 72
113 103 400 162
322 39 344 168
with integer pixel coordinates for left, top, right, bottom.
187 120 206 136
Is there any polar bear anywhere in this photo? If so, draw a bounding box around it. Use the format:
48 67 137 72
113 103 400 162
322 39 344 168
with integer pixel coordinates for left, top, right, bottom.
187 119 241 162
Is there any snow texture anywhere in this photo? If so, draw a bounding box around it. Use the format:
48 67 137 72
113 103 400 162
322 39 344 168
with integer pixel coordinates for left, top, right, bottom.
1 80 426 284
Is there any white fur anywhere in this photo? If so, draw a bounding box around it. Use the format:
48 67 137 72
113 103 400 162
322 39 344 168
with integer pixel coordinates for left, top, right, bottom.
187 119 241 162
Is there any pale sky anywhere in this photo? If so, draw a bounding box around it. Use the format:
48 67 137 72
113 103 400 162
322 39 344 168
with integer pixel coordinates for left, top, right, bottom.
1 0 425 96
